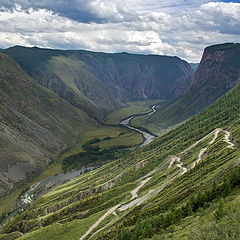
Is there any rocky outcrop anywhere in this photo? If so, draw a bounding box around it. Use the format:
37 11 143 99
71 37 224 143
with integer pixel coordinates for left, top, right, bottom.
148 43 240 129
182 43 240 115
186 43 240 102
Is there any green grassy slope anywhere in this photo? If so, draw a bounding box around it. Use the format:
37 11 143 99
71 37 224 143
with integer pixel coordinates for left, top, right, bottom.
2 46 118 122
47 56 121 119
143 43 240 134
2 77 240 239
0 52 98 196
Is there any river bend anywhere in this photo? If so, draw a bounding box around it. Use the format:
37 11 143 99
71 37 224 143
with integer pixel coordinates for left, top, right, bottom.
120 105 157 147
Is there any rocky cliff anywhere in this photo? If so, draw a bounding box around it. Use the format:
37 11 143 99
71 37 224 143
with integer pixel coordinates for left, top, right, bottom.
146 43 240 130
78 52 194 100
186 43 240 101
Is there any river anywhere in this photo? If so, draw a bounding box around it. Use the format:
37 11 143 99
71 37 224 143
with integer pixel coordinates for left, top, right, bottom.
1 105 157 227
120 105 157 147
0 166 98 227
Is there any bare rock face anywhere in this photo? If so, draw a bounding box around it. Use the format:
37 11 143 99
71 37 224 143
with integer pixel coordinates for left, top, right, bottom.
182 43 240 116
186 43 240 109
81 53 194 101
148 43 240 129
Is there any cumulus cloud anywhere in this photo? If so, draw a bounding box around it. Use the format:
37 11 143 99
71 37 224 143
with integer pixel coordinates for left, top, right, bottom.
0 1 240 62
0 0 139 23
197 2 240 34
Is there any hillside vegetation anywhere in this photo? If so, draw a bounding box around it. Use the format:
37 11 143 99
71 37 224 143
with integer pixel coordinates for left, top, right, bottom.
2 74 240 239
106 99 164 125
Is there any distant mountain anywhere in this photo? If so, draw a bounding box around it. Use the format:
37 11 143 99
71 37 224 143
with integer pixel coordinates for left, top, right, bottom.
0 52 97 195
190 62 199 71
3 46 194 122
147 43 240 130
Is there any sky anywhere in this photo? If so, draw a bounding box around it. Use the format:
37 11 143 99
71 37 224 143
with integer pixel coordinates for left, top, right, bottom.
0 1 240 62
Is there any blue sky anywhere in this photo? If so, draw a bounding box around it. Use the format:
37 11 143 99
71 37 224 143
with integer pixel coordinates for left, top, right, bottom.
0 1 240 62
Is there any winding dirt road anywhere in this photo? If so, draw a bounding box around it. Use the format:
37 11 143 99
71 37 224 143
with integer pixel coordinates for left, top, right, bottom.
80 128 235 239
224 130 234 149
79 204 121 240
80 176 152 240
169 128 234 171
130 177 151 199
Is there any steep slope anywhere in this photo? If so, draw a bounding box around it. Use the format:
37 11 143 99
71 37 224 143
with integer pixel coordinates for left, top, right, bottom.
3 46 194 121
145 43 240 132
0 52 97 196
2 75 240 239
74 51 193 100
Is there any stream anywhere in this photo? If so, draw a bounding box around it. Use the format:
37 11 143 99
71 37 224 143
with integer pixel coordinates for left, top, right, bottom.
120 105 157 147
1 166 98 227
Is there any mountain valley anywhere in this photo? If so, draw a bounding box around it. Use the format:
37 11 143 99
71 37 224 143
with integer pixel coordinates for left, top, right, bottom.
3 46 193 122
0 43 240 240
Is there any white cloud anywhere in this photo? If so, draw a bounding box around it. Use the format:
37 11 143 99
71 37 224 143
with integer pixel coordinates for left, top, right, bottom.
0 1 240 62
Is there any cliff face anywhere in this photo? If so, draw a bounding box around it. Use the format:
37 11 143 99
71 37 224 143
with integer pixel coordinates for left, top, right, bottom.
186 43 240 106
3 47 194 121
79 53 194 100
147 43 240 130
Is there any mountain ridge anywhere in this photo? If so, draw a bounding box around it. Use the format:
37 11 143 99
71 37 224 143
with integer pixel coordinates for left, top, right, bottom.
1 43 240 240
2 46 194 122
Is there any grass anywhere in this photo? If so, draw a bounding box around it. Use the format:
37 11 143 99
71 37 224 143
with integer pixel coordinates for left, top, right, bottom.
18 210 105 240
129 101 175 136
19 123 143 192
151 187 240 240
2 84 240 239
131 114 171 136
79 126 143 148
0 190 22 216
106 99 164 125
0 124 142 218
63 125 143 161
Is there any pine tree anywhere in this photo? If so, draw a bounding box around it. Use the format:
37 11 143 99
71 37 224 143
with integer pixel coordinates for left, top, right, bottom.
212 181 217 198
214 198 225 221
222 178 231 197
